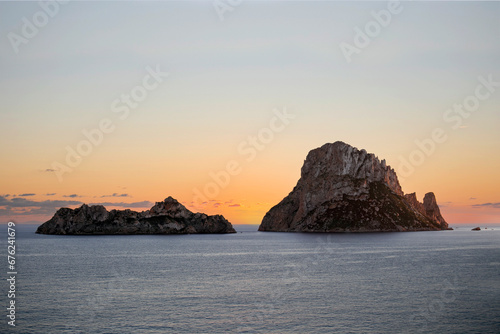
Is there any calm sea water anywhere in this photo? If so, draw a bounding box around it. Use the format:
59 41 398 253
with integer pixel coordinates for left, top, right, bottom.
1 224 499 333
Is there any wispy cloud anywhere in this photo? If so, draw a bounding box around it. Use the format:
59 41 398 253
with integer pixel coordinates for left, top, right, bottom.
472 202 500 209
100 193 130 198
46 193 56 196
0 193 155 217
469 197 477 200
63 194 81 198
88 201 153 209
1 197 82 208
19 193 36 197
0 195 83 216
191 199 242 209
0 207 65 215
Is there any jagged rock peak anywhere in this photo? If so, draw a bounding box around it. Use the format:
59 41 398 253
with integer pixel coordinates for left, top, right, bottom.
148 196 192 218
423 192 448 230
302 141 403 196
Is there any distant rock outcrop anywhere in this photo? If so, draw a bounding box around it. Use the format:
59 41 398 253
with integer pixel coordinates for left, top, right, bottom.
259 141 451 232
471 227 481 231
36 197 236 235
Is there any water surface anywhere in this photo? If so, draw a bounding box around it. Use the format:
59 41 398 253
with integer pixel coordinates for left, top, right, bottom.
2 224 499 333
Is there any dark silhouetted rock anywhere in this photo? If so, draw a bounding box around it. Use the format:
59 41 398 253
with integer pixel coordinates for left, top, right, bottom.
36 197 236 235
423 192 449 230
471 227 481 231
259 141 450 232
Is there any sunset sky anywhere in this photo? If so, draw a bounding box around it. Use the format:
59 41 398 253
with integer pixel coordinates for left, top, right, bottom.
1 1 499 225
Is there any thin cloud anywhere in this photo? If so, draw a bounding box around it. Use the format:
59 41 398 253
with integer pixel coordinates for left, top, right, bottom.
100 193 130 198
88 201 153 209
229 204 241 207
0 208 13 215
469 197 477 200
0 197 9 206
472 202 500 209
0 194 155 217
438 201 452 208
46 193 56 196
13 207 62 215
19 193 36 197
0 196 83 217
43 168 57 172
63 194 81 198
5 198 82 208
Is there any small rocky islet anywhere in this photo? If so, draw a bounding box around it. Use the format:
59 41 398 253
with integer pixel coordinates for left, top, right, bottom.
36 197 236 235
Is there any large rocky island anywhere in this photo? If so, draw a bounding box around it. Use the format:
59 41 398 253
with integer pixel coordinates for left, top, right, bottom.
36 197 236 235
259 141 451 232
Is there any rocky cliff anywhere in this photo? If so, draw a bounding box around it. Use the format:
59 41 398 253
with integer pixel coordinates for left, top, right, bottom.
36 197 236 235
259 141 450 232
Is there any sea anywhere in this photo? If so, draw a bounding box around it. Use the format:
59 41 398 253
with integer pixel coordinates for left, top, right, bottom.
1 224 499 334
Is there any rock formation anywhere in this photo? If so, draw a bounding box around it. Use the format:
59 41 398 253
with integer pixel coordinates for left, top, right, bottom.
259 141 451 232
36 197 236 235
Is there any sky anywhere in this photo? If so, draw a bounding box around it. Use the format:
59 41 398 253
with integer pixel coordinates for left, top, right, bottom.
0 1 499 226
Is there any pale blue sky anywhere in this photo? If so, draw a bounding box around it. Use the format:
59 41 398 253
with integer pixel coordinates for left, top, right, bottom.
0 1 499 224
